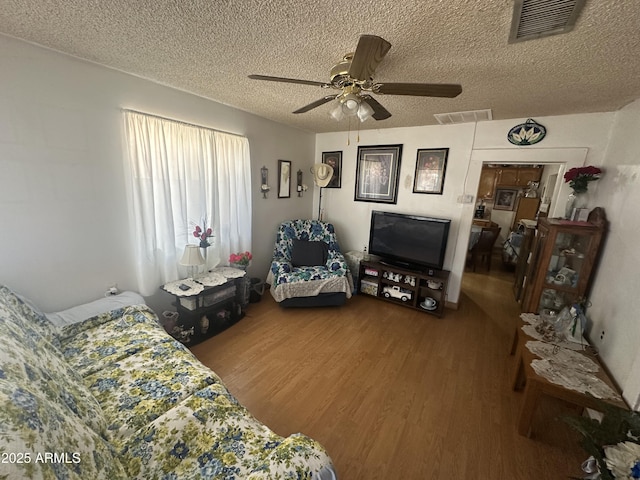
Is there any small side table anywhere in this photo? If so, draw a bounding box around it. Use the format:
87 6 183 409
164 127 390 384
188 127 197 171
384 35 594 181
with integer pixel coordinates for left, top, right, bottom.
345 250 366 293
511 318 627 437
162 267 248 345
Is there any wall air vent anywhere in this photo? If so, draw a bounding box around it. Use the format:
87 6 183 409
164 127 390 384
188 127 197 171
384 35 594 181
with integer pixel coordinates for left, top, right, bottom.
434 109 492 125
509 0 586 43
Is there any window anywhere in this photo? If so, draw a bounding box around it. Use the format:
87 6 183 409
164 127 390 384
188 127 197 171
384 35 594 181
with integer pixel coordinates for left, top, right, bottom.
123 111 251 295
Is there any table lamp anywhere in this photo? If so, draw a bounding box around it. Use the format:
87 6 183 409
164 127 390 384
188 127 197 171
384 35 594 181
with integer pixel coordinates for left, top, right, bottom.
180 245 205 278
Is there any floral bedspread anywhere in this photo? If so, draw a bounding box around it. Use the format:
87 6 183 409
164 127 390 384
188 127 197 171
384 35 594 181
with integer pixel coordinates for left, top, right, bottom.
0 286 127 479
0 285 335 479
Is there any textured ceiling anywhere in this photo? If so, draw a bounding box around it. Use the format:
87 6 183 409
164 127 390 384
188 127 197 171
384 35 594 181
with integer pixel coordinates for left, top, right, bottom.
1 0 639 133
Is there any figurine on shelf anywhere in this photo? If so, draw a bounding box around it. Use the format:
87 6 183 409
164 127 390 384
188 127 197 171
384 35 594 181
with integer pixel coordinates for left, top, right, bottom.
200 315 210 334
524 181 539 198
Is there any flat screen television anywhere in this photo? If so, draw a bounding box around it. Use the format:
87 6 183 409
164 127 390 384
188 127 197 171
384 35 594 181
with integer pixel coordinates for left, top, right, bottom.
368 210 451 271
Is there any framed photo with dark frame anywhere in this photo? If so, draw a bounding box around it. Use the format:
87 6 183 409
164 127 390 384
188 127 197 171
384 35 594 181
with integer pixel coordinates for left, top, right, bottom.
354 144 403 204
321 151 342 188
278 160 291 198
494 188 518 210
412 148 449 195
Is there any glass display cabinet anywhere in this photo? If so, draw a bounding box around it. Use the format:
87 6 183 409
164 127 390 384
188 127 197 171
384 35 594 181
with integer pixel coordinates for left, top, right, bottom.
521 210 606 313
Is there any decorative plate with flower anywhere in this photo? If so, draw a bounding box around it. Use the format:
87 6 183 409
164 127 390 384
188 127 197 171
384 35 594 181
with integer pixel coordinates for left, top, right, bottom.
507 118 547 146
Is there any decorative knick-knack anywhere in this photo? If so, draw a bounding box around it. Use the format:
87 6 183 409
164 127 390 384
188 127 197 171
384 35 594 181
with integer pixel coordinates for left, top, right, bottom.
565 191 589 219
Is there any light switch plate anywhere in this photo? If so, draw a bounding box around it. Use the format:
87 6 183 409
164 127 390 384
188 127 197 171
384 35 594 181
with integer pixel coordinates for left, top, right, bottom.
457 194 475 204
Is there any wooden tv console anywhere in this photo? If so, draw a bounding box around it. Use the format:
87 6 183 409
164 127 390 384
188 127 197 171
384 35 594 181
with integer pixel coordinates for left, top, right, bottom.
358 260 449 317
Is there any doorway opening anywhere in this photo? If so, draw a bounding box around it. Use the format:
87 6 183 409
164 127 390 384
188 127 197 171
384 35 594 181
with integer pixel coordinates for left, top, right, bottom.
456 146 589 316
467 162 561 278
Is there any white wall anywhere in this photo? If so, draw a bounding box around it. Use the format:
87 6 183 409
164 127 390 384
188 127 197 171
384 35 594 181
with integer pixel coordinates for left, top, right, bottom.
315 123 476 304
588 98 640 408
315 113 613 305
0 35 315 313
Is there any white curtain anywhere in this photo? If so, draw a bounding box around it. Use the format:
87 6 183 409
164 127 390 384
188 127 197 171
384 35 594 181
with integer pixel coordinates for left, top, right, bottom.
124 111 251 296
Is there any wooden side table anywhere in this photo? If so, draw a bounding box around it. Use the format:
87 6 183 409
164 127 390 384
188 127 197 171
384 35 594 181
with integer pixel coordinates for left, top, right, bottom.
512 319 627 437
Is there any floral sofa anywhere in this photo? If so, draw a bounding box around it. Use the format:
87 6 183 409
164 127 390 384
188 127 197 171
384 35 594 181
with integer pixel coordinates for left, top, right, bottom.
267 220 353 307
0 285 336 479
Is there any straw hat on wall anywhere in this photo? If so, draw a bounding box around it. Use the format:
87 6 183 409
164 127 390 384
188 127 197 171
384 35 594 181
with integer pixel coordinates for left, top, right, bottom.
310 163 334 188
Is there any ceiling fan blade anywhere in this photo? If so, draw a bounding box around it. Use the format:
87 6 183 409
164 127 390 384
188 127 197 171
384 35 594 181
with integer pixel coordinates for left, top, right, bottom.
374 82 462 98
248 74 329 87
361 95 392 120
293 96 337 114
348 35 392 81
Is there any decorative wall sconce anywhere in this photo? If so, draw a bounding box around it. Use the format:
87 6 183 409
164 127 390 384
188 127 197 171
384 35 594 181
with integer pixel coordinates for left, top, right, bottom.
296 169 308 197
260 166 271 198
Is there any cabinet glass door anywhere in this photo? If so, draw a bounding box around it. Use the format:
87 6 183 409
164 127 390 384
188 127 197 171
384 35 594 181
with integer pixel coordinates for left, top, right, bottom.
521 216 604 315
545 232 591 289
538 231 592 312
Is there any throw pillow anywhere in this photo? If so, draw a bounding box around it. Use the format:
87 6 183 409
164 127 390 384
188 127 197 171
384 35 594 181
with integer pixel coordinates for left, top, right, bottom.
291 239 329 267
45 291 145 327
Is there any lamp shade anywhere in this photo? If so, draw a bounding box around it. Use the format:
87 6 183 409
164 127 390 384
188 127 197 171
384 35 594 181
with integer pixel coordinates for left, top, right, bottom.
330 93 374 122
341 93 360 116
357 101 374 122
329 103 345 121
180 245 205 266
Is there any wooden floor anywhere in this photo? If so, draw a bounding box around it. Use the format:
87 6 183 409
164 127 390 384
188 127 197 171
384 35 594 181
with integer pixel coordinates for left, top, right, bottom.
191 258 587 479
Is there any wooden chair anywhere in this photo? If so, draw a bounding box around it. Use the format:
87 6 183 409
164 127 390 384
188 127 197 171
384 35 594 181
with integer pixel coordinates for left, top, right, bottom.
467 226 501 272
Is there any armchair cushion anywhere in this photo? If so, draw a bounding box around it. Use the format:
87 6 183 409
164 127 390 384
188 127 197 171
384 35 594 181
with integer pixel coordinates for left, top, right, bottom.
291 239 329 267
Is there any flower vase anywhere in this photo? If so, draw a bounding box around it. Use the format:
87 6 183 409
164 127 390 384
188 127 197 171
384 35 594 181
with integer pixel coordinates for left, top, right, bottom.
199 247 208 272
565 191 589 219
230 262 248 271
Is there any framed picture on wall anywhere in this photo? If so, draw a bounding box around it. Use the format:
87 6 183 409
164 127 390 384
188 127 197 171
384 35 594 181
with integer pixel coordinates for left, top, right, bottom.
354 144 403 204
412 148 449 195
494 188 518 210
278 160 291 198
321 151 342 188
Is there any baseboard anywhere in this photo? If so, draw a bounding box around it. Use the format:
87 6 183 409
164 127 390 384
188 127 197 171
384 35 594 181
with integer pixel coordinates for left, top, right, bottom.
445 300 459 310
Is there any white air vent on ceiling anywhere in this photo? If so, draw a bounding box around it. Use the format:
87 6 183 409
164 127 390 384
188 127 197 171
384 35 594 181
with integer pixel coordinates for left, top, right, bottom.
509 0 586 43
434 109 493 125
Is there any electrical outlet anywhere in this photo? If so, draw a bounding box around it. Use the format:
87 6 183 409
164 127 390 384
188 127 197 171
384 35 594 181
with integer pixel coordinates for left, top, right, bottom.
108 284 118 296
600 330 605 341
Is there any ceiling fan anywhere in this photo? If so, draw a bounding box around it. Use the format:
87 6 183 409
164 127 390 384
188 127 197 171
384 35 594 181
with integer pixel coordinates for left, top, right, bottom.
249 34 462 122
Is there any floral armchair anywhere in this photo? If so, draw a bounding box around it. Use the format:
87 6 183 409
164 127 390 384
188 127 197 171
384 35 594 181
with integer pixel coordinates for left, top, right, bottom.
267 220 353 307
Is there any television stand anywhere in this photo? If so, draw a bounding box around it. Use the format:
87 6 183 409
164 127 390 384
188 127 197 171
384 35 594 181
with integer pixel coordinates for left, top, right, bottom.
358 260 449 317
378 260 437 277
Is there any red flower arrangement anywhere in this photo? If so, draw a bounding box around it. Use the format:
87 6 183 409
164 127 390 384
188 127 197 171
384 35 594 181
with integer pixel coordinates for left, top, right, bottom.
564 166 602 194
193 223 214 248
229 251 252 267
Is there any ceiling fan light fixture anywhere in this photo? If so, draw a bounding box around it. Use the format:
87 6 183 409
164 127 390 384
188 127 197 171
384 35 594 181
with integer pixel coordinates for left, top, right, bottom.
329 103 345 121
357 100 374 122
250 34 461 124
341 93 361 116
